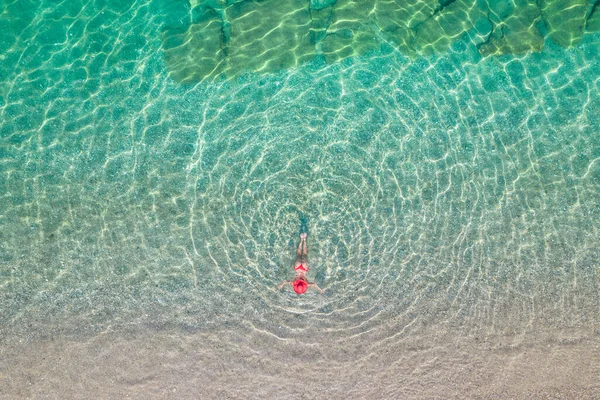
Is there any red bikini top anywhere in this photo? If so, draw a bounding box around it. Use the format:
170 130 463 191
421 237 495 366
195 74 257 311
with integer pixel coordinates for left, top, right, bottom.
294 264 308 272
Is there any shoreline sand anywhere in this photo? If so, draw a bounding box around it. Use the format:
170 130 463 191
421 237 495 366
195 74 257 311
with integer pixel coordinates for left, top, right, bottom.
2 324 598 399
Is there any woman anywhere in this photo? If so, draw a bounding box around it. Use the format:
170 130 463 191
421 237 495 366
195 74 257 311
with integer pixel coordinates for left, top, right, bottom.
279 233 323 294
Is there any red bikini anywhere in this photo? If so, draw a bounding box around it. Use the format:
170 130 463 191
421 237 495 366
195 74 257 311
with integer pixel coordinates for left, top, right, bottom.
294 264 308 272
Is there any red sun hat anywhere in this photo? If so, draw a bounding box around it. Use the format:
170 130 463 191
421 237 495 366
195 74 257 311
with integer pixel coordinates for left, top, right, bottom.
293 278 308 294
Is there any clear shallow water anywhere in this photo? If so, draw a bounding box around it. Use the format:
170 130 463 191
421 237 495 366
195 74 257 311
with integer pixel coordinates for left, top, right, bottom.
1 0 600 397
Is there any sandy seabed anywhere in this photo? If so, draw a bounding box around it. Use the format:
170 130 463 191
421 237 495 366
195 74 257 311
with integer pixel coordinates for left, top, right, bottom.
1 324 599 400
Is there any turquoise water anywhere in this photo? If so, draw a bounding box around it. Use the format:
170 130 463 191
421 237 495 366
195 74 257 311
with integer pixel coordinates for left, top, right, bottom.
1 0 600 397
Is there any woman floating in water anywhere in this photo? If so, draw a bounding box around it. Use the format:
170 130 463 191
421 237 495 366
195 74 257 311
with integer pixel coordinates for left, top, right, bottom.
279 233 323 295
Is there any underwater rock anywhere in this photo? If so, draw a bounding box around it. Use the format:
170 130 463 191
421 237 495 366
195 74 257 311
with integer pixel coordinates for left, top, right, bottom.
224 0 314 77
376 26 416 56
320 28 378 63
162 0 595 82
310 7 333 45
373 0 438 55
586 5 600 32
375 0 439 31
320 0 378 63
320 0 441 61
478 0 544 56
486 0 515 21
540 0 588 48
310 0 337 11
413 0 484 55
162 7 225 84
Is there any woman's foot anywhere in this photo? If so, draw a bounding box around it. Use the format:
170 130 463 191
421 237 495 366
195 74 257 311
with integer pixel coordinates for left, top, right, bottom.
300 232 307 239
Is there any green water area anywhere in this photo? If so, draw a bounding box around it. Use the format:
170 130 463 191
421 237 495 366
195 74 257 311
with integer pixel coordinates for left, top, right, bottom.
1 0 599 398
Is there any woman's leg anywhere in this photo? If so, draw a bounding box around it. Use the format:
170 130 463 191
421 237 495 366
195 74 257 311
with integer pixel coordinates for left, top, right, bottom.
295 233 308 267
300 233 308 266
294 235 304 266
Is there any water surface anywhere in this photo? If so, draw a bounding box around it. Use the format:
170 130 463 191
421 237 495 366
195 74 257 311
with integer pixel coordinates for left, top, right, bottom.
1 0 600 398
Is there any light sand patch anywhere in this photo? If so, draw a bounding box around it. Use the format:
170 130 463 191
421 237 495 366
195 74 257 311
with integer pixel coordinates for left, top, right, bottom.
1 325 598 399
